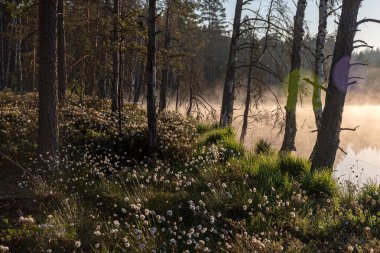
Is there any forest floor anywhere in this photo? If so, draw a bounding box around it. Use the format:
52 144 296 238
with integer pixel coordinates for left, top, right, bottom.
0 158 38 223
0 91 380 252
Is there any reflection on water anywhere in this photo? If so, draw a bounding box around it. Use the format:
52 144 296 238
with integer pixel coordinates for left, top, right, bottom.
233 104 380 183
335 146 380 185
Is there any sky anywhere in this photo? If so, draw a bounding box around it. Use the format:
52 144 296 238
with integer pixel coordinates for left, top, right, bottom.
224 0 380 49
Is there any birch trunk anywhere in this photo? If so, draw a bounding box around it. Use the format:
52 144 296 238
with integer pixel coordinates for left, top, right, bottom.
280 0 307 152
312 0 328 130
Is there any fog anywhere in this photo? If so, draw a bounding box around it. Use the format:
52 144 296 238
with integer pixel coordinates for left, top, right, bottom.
171 79 380 185
232 103 380 185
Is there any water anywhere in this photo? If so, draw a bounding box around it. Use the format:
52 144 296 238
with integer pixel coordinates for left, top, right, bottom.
233 104 380 185
172 98 380 184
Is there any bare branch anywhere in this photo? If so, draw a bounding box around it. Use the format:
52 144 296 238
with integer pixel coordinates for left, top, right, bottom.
341 126 360 131
338 146 348 155
348 76 364 80
357 18 380 26
350 62 368 67
327 5 342 16
311 126 359 133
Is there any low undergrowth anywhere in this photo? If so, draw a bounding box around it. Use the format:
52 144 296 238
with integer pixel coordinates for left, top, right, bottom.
0 92 379 252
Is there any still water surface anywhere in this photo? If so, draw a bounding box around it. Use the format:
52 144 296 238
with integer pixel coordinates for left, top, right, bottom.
233 104 380 185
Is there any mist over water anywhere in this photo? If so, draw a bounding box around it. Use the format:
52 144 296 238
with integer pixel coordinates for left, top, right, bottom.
176 87 380 184
232 103 380 185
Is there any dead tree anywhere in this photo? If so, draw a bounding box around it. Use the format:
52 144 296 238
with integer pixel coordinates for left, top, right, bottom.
311 0 363 169
240 0 275 144
280 0 307 152
38 0 58 155
219 0 243 127
146 0 158 152
240 37 255 144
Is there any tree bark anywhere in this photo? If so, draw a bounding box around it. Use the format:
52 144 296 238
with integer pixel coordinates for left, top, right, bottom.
111 0 120 113
187 82 193 116
134 62 144 104
57 0 67 104
159 0 171 112
16 17 23 92
32 32 36 91
311 0 362 170
146 0 158 152
38 0 58 155
280 0 307 152
312 0 328 130
240 38 255 144
0 9 4 90
175 73 180 112
219 0 243 127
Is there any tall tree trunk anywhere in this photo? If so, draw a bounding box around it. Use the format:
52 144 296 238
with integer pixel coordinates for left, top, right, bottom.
17 35 23 91
311 0 362 170
32 32 36 91
0 9 4 90
280 0 307 152
175 72 180 112
240 39 255 144
134 62 144 104
3 12 10 90
159 0 171 112
312 0 328 130
118 45 123 135
38 0 58 155
111 0 120 113
187 82 193 116
7 18 16 89
146 0 158 152
17 17 23 92
219 0 243 127
57 0 67 104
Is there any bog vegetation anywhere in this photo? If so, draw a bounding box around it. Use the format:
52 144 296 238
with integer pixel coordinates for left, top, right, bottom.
2 0 380 252
0 92 380 252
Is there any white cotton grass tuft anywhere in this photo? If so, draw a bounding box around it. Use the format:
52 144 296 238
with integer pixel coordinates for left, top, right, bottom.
0 245 9 253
